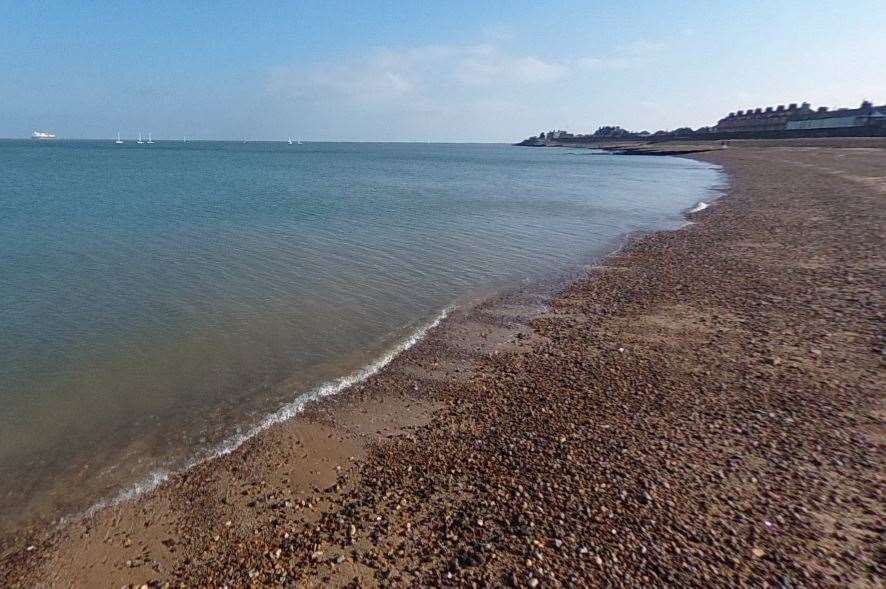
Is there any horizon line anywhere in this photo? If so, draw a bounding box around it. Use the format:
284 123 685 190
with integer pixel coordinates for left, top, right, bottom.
0 137 513 144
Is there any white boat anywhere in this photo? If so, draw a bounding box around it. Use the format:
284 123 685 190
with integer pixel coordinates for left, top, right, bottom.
183 136 188 143
297 139 303 145
288 136 293 145
147 133 154 144
31 131 57 140
115 132 123 144
137 132 144 144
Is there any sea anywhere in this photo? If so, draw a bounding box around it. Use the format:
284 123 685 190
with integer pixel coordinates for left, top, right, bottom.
0 139 723 534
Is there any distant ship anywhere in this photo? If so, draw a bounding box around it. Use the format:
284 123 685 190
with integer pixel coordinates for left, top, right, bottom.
288 136 293 145
115 131 124 144
147 133 154 144
31 131 57 140
137 132 144 144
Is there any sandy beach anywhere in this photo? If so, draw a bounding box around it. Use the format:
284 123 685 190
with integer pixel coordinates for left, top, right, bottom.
2 140 884 587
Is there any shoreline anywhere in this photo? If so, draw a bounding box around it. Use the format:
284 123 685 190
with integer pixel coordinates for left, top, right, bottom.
0 216 677 555
0 164 720 547
3 140 884 586
0 143 721 541
59 307 453 532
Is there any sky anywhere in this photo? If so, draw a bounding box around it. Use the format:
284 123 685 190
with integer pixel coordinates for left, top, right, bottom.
2 1 884 142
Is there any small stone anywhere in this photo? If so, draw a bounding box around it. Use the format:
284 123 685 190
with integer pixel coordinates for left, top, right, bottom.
528 578 539 588
752 547 765 559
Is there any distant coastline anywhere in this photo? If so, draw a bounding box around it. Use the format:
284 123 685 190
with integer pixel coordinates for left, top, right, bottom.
516 99 886 146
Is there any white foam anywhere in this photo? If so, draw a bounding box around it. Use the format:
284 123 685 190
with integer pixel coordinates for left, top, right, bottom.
688 201 709 213
74 305 451 523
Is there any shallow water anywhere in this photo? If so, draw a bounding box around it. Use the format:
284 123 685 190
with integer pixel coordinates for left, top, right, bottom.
0 140 722 532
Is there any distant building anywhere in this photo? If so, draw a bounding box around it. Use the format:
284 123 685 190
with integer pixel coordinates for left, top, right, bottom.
715 102 812 133
786 101 886 130
546 130 574 139
715 100 886 133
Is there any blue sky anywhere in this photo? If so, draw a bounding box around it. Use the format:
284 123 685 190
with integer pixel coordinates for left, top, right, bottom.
2 1 884 141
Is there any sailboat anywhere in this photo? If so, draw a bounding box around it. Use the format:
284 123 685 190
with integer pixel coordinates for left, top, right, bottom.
115 132 123 144
288 136 293 145
297 139 303 145
183 136 188 143
147 133 154 144
136 132 144 144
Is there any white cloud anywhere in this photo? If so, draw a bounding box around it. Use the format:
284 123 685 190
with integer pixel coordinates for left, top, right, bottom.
263 39 665 140
268 40 665 102
269 43 574 105
576 41 665 71
481 24 517 43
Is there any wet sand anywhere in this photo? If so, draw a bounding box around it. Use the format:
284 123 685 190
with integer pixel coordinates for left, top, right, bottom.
2 141 884 587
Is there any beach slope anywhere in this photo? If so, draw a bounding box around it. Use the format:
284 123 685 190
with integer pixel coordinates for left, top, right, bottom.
2 143 884 587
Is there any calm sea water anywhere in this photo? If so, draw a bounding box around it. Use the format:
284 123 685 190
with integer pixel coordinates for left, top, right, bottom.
0 140 722 532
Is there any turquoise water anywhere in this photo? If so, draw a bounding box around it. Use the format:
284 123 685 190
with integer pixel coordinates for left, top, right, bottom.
0 140 721 531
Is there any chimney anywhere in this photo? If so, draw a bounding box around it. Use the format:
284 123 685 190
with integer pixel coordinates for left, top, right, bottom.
776 105 785 112
789 103 798 110
817 106 828 113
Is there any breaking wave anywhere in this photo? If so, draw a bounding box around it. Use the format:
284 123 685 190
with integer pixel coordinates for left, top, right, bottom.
75 305 451 522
